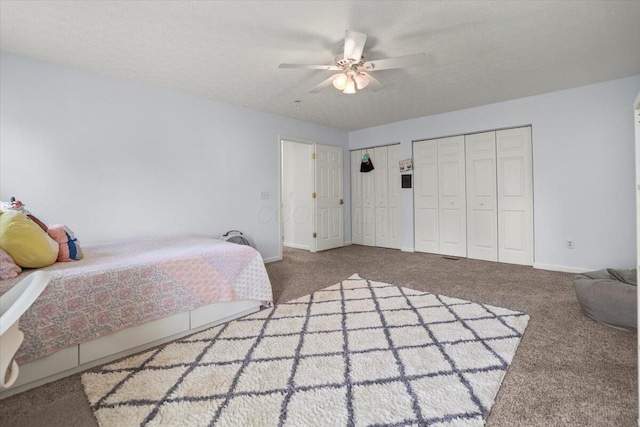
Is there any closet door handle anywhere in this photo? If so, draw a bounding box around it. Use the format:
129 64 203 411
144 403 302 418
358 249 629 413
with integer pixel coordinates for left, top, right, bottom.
450 201 454 205
479 202 484 207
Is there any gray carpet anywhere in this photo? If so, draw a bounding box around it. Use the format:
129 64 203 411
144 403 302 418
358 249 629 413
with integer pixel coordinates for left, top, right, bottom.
0 245 636 426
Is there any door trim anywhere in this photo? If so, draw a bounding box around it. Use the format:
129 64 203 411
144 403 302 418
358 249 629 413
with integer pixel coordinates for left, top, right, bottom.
278 135 316 259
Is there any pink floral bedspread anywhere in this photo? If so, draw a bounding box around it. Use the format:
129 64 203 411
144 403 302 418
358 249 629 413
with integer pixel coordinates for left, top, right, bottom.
0 236 273 364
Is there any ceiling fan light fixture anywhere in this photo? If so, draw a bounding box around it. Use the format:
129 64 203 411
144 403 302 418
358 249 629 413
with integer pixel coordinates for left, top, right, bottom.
343 77 356 94
279 30 424 95
332 73 348 90
354 73 369 90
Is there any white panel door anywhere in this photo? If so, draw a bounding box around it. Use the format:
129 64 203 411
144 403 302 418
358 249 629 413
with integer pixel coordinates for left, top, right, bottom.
350 150 363 245
497 127 534 265
387 144 402 249
438 136 467 257
314 144 344 252
466 132 498 261
374 146 392 248
361 151 376 246
413 140 439 253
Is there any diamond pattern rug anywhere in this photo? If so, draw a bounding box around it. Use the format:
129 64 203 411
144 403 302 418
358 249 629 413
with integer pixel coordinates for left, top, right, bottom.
82 274 529 426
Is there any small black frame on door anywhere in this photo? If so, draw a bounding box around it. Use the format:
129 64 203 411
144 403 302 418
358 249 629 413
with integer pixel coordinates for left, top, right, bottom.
401 174 412 188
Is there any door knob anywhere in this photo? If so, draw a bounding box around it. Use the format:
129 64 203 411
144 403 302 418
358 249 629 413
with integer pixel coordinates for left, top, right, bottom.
450 201 454 205
479 202 484 206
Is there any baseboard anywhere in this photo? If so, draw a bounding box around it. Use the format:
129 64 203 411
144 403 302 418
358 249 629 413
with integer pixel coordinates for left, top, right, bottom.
344 241 352 246
401 247 415 253
533 263 590 274
283 242 310 251
263 256 283 264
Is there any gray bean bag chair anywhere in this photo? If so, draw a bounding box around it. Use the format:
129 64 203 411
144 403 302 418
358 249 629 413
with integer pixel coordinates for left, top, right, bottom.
574 269 637 331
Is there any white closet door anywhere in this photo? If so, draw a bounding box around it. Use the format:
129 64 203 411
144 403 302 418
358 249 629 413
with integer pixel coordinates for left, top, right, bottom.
466 132 498 261
362 151 376 246
497 127 534 265
350 150 363 245
374 146 392 248
438 136 467 257
413 140 439 253
387 144 402 249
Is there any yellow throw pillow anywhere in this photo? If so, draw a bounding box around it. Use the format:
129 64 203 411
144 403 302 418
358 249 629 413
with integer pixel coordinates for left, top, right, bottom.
0 210 59 268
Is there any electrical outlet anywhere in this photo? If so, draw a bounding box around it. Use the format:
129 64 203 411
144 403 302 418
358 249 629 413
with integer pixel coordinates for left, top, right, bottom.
566 240 574 249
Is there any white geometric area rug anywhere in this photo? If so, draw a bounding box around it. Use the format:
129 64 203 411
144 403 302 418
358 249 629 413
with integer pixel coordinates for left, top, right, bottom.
82 274 529 427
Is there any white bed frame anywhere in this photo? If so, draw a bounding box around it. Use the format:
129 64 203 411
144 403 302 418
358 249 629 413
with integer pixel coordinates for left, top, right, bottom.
0 299 262 399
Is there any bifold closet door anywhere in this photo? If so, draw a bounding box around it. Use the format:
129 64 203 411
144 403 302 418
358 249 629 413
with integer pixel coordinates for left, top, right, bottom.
361 151 376 246
497 127 534 265
374 146 392 248
466 132 498 261
414 140 439 253
350 150 363 245
387 144 402 249
352 145 402 250
437 136 467 257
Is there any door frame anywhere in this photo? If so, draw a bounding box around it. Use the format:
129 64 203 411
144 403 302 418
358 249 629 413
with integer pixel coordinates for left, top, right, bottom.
278 135 316 259
633 90 640 416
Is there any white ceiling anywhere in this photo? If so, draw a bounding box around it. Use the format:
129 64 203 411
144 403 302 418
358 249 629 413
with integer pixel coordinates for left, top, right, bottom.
1 1 639 131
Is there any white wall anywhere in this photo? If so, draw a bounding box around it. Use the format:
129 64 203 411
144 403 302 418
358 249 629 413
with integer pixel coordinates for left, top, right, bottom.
0 53 349 261
350 75 640 271
282 140 312 250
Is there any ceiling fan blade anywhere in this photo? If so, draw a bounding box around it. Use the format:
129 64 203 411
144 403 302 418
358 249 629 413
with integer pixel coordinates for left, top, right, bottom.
361 72 386 92
344 30 367 61
308 75 338 93
279 63 341 70
363 53 426 71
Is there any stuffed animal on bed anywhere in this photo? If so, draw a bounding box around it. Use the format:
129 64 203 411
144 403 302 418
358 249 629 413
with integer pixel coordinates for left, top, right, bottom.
47 225 84 261
0 197 84 265
0 197 47 231
0 209 58 268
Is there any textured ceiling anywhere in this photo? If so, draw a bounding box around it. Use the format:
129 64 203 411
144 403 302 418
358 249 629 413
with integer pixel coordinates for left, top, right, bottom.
1 1 639 131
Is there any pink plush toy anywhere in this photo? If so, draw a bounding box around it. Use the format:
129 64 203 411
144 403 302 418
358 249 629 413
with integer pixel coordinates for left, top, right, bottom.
0 197 28 214
47 225 84 262
11 199 25 210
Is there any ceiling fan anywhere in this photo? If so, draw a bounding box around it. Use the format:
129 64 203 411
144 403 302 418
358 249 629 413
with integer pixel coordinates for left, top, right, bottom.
279 30 426 94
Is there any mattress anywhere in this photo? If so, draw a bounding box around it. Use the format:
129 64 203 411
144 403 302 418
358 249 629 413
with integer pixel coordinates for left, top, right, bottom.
0 235 273 364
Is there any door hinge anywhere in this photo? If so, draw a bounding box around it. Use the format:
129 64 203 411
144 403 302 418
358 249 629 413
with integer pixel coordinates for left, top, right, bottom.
312 192 317 198
313 232 317 238
312 152 316 160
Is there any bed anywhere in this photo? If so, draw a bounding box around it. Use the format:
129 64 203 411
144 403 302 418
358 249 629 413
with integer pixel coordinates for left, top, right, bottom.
0 235 273 397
